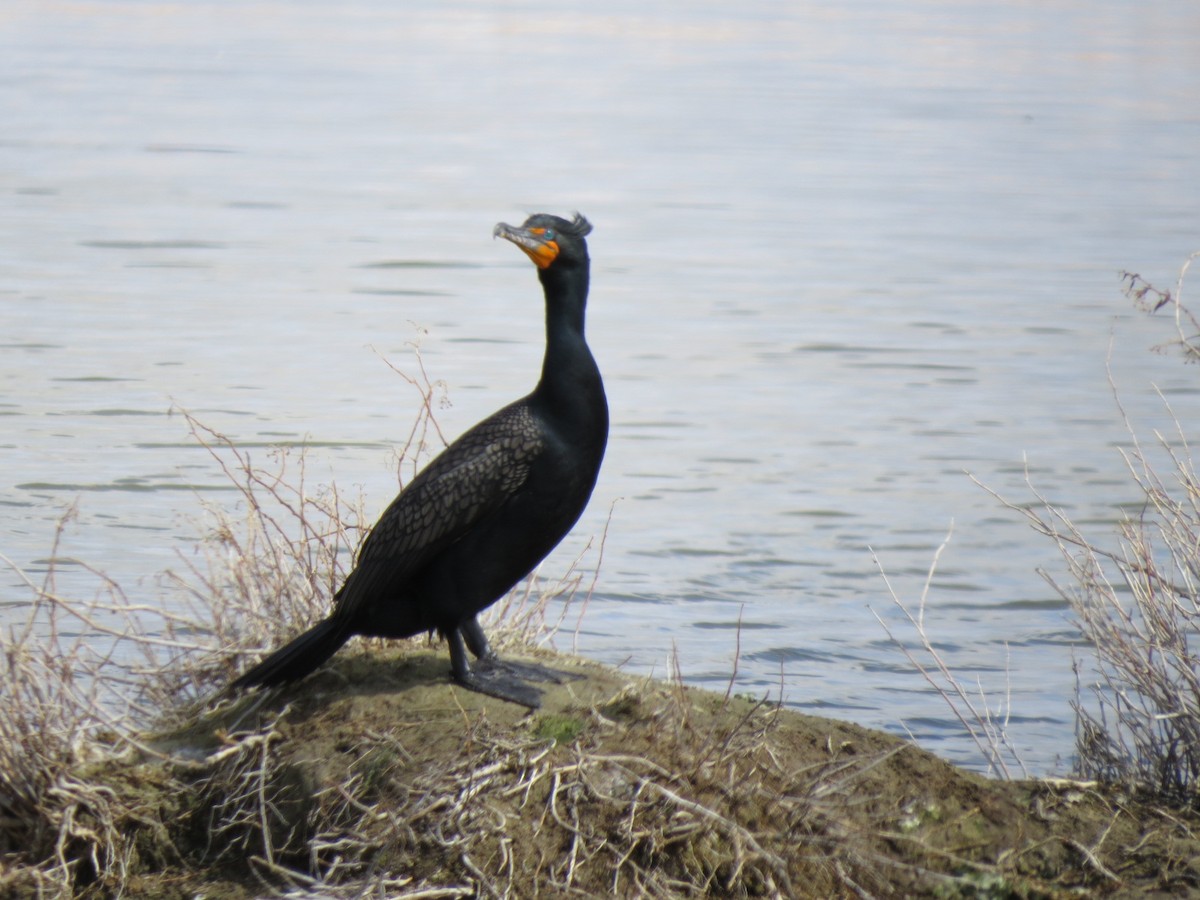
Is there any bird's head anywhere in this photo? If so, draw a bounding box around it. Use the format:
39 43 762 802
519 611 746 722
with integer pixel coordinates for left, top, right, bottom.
493 213 592 271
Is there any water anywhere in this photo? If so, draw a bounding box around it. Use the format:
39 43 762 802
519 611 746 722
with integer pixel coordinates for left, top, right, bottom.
4 0 1199 774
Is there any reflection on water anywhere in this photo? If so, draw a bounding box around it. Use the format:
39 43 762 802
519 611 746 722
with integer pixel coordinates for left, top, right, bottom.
4 0 1200 773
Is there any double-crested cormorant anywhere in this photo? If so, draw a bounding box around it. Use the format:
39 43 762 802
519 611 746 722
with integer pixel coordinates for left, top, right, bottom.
231 213 606 706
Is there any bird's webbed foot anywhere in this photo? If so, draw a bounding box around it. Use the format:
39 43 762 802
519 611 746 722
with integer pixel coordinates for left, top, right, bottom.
475 653 582 686
456 657 546 708
442 618 587 707
445 625 544 708
460 616 584 685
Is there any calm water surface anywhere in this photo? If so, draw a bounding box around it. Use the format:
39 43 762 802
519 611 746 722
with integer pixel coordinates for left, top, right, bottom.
4 1 1200 773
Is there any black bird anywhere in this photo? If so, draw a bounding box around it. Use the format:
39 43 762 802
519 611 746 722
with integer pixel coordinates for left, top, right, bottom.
231 213 607 706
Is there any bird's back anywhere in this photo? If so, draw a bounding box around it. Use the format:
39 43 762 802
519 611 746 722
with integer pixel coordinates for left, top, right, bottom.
329 382 603 637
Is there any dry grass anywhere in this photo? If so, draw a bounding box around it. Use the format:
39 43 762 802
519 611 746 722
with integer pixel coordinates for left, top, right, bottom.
156 410 367 705
157 336 456 709
0 512 134 893
1121 251 1200 363
0 496 209 893
981 255 1200 806
867 255 1200 797
381 700 800 897
870 525 1027 781
990 397 1200 803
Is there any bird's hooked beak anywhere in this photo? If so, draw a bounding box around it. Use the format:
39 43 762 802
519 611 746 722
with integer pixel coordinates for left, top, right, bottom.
493 221 560 269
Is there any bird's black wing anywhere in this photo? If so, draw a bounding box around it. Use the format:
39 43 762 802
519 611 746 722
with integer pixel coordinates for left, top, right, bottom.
331 401 544 621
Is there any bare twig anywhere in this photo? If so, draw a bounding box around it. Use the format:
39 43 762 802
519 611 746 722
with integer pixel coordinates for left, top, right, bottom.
870 524 1027 779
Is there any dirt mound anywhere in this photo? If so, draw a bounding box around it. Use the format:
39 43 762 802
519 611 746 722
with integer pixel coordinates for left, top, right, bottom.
10 646 1200 898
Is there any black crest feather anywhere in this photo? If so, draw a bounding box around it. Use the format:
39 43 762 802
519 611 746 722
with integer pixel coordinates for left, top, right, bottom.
565 213 593 238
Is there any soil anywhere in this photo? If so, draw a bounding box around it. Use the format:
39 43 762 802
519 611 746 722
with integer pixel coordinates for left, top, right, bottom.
8 644 1200 898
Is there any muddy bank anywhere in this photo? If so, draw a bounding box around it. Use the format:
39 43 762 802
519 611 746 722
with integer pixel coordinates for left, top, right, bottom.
9 645 1200 898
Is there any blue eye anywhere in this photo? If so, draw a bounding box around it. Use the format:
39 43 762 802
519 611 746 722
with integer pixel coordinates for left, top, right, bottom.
544 229 555 240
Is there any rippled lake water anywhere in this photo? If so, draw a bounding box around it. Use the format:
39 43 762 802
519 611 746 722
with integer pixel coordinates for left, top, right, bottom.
4 0 1200 773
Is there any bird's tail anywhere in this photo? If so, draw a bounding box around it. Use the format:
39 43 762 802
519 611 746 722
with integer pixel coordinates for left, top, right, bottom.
230 617 351 691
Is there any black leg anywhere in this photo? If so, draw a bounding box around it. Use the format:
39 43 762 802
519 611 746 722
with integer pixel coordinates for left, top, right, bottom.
445 626 473 683
461 616 492 659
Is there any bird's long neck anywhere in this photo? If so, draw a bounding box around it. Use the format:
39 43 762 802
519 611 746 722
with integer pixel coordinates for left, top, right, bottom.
534 265 603 417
